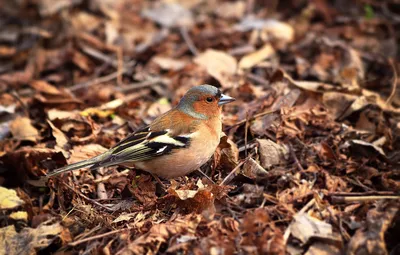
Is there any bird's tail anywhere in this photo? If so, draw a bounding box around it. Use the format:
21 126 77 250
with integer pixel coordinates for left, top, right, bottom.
46 153 107 177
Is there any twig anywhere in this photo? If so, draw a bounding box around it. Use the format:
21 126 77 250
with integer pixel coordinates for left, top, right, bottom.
330 195 400 204
80 45 135 70
231 109 276 127
116 47 123 86
151 173 166 189
180 27 198 56
385 58 398 105
283 198 316 244
69 227 132 246
96 168 108 200
63 183 114 212
246 73 270 87
288 143 304 171
329 191 398 196
10 90 29 116
220 152 255 185
119 78 164 93
197 169 215 184
244 111 249 157
69 69 126 92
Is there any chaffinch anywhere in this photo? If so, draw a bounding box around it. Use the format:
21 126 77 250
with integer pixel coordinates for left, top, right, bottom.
47 84 235 179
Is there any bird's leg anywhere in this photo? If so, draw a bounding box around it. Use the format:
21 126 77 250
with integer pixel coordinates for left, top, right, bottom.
150 173 166 189
197 169 215 184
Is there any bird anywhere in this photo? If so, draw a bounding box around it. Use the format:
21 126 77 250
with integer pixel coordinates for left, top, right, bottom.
47 84 235 179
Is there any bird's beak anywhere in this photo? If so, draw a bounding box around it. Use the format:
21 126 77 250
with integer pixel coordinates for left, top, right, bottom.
218 94 236 106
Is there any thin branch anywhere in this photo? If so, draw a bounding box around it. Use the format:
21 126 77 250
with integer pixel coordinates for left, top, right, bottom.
330 195 400 204
385 58 398 105
220 152 255 185
69 227 132 246
63 182 114 212
180 27 198 56
69 69 126 92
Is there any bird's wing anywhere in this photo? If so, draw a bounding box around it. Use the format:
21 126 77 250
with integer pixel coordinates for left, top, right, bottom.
90 124 192 169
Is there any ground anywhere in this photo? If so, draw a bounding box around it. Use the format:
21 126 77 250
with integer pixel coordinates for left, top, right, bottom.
0 0 399 254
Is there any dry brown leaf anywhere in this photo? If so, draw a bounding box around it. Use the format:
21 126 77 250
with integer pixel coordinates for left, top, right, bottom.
215 1 246 19
305 242 341 255
38 0 82 16
47 120 70 158
70 11 103 32
290 212 338 244
194 49 237 88
0 45 16 57
10 116 39 142
242 158 268 179
142 3 193 28
322 92 357 119
1 148 60 180
215 135 239 171
121 214 201 255
235 17 294 43
67 144 108 164
47 109 80 121
0 220 62 255
152 56 187 71
29 80 62 95
168 181 216 215
129 174 157 205
238 44 275 70
257 139 289 169
347 201 399 255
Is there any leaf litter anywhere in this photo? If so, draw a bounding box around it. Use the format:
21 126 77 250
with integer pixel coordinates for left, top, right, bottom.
0 0 399 254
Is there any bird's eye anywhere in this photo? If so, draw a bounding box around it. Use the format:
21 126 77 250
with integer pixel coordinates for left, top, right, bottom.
206 97 213 103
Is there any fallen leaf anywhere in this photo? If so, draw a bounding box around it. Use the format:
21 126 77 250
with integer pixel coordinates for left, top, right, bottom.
121 214 201 254
29 80 62 95
194 49 237 88
67 144 108 164
242 158 269 179
235 17 294 43
0 220 63 255
142 3 193 28
215 1 246 19
38 0 82 16
47 120 70 158
257 139 289 169
347 201 399 255
152 56 187 71
238 44 275 69
0 187 24 210
290 212 337 244
9 211 28 221
215 135 239 171
10 116 39 142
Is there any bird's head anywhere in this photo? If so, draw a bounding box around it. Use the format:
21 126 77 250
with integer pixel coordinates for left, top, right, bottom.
177 84 235 119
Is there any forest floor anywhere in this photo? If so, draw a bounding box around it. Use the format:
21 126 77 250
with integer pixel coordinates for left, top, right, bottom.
0 0 399 254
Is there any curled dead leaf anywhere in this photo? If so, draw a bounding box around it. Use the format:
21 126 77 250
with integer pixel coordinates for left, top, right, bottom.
194 49 237 88
215 135 239 171
29 80 62 95
238 44 275 70
142 3 193 28
235 17 294 43
10 117 39 142
257 139 289 169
